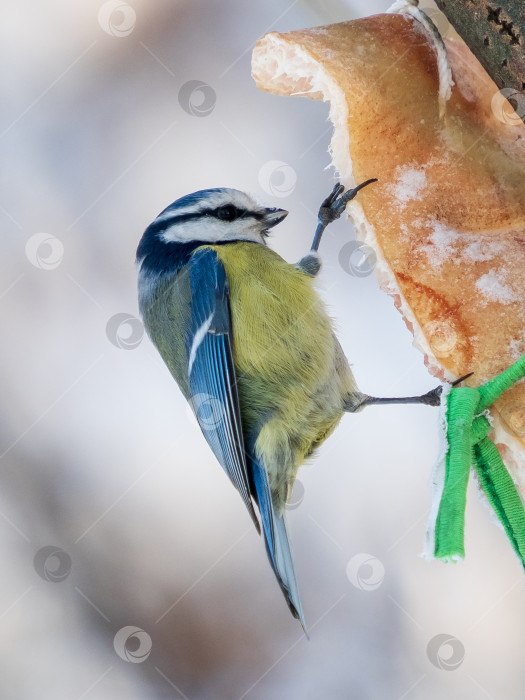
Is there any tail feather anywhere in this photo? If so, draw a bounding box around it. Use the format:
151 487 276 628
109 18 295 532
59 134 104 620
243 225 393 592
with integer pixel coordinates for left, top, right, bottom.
250 457 307 634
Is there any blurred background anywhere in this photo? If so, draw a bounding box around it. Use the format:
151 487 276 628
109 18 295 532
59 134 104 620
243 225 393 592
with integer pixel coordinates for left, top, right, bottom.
2 0 524 697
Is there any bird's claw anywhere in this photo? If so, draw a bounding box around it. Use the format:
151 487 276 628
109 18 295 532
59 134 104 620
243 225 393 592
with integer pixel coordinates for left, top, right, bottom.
421 385 443 406
321 183 345 209
317 179 378 227
451 372 474 387
417 373 475 406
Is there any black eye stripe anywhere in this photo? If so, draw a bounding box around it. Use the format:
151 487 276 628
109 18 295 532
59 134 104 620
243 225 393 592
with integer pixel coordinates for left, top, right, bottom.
151 206 264 228
213 205 266 221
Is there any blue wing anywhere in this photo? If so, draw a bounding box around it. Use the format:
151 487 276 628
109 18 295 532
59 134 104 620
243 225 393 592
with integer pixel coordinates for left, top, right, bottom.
187 248 306 630
187 247 259 532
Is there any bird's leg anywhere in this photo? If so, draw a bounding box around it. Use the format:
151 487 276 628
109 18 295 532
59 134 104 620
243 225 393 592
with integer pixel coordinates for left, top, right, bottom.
353 386 443 410
345 373 474 413
295 179 378 277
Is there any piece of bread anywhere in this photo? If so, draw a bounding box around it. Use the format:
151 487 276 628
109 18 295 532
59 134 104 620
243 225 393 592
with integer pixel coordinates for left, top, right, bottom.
252 10 525 491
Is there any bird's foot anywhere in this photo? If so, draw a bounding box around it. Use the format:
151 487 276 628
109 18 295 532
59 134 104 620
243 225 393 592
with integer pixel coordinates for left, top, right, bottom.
317 179 378 227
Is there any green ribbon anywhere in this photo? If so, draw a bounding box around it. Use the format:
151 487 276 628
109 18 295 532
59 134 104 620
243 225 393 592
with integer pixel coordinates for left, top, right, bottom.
433 355 525 566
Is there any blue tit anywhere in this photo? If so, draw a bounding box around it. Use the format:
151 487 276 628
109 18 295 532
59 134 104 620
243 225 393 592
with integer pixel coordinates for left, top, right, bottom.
136 181 442 631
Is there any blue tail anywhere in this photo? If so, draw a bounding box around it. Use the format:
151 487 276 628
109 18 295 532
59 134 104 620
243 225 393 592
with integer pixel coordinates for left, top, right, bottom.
250 456 307 634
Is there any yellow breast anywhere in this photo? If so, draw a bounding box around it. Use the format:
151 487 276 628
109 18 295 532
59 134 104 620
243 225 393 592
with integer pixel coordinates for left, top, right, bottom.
209 241 335 386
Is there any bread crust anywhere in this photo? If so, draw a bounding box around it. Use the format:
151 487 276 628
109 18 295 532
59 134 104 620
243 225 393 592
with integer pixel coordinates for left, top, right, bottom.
252 14 525 487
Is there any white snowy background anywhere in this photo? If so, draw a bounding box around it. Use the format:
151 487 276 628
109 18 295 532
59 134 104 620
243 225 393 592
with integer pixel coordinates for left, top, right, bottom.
1 0 524 698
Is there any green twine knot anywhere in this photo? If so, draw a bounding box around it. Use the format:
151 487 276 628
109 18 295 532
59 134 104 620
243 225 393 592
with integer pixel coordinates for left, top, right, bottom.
431 355 525 566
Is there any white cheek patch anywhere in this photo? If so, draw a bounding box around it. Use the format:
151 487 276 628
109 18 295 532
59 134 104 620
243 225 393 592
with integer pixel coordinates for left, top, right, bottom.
160 216 265 244
160 217 222 243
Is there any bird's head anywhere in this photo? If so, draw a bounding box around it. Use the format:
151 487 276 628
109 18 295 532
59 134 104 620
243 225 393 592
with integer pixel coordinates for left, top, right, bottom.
140 188 287 250
136 188 288 295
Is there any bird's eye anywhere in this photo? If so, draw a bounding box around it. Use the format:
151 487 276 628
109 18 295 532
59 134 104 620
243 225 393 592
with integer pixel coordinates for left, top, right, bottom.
215 205 238 222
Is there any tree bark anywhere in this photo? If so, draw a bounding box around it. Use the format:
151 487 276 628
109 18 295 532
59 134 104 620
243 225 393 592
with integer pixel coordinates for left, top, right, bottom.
434 0 524 115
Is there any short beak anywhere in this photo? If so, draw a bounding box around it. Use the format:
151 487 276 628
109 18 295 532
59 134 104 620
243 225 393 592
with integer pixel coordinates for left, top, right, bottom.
263 207 288 228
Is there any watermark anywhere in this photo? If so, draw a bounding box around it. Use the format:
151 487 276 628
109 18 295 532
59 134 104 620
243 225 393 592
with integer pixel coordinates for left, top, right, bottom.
178 80 216 117
98 0 136 37
258 161 297 198
499 401 525 438
421 5 451 38
491 88 525 126
34 546 72 582
114 626 152 663
286 478 304 510
106 313 144 349
427 633 465 671
187 392 226 431
346 553 385 591
25 233 64 270
423 319 458 359
338 241 376 277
